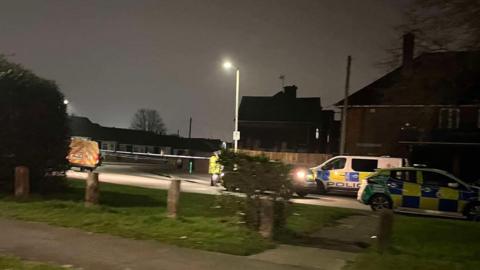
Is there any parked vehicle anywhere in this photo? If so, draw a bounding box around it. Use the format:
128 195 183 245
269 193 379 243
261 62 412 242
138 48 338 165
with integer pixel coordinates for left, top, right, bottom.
358 167 480 221
67 137 101 171
291 167 317 197
293 155 404 197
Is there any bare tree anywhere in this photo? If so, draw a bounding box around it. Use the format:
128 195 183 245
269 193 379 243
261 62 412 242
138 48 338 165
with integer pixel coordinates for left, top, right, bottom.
130 109 166 135
380 0 480 68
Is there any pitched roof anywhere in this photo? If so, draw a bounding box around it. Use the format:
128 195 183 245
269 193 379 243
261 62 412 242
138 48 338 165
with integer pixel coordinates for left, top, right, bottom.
239 88 322 122
335 51 480 106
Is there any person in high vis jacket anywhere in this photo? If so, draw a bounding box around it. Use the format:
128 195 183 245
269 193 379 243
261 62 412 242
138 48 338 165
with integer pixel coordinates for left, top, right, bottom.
209 151 222 186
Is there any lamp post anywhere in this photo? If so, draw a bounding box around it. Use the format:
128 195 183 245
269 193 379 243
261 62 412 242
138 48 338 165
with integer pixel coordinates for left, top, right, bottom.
223 61 240 153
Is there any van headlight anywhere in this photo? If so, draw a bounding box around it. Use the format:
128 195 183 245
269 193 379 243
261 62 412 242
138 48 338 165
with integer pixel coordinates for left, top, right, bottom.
295 170 306 180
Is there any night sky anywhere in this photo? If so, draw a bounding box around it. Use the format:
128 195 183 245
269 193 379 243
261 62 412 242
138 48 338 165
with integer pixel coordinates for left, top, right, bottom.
0 0 408 141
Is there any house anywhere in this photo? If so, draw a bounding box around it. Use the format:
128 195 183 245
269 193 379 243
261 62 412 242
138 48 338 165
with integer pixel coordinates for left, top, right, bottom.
336 33 480 180
69 116 222 156
239 85 339 153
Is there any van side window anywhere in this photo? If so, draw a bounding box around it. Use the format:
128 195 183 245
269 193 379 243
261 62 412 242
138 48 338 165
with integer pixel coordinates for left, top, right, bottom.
352 159 378 172
322 158 346 170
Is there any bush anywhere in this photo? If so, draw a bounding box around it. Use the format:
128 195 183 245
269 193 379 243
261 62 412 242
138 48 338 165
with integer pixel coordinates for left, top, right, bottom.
218 150 293 233
0 56 69 193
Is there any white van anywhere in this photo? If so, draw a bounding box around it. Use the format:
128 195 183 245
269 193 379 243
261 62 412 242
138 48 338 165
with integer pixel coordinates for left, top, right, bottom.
293 155 405 196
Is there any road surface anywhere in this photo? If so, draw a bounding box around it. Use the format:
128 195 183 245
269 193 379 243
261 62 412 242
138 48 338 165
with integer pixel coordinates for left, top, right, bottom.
67 162 369 211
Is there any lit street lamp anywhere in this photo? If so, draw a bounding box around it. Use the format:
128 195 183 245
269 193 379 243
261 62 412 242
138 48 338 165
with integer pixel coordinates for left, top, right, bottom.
223 61 240 153
63 99 69 105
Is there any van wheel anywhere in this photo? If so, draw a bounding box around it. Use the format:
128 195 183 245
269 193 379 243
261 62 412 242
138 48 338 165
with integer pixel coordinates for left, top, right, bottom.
369 194 392 211
465 202 480 221
296 191 308 198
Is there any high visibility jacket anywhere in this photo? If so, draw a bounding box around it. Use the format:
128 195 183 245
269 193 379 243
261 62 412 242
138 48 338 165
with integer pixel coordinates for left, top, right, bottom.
209 155 222 174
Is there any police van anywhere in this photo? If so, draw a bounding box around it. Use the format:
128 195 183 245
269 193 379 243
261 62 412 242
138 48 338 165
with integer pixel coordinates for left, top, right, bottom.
293 155 404 196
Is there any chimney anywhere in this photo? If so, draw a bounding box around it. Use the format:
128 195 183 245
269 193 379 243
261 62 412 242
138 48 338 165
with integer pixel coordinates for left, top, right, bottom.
284 85 297 99
402 32 415 67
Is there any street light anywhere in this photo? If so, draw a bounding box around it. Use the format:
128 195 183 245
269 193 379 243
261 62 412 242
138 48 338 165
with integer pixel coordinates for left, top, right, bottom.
223 61 240 153
63 99 69 105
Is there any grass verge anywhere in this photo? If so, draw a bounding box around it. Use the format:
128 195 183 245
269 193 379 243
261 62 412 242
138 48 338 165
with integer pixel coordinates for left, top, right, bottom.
276 203 359 244
0 255 66 270
346 215 480 270
0 180 355 255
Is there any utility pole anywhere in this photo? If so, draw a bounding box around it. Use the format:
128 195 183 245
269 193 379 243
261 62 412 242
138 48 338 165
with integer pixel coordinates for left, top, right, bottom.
339 55 351 155
188 117 192 139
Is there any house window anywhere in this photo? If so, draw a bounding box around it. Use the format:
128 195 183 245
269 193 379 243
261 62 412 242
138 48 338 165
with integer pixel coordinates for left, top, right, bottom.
133 145 146 153
438 108 460 129
100 141 116 151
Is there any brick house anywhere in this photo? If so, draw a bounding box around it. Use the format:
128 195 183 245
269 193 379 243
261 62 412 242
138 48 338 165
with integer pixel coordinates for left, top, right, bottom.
336 34 480 180
239 85 339 153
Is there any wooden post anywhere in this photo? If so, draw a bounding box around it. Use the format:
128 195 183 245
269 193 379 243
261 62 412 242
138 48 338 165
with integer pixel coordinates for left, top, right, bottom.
14 166 30 198
85 172 100 207
377 209 394 253
167 179 181 218
259 197 274 239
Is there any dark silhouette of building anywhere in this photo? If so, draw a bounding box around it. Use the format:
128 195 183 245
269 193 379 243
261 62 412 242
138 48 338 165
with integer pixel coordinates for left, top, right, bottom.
336 33 480 180
239 85 339 153
69 116 222 155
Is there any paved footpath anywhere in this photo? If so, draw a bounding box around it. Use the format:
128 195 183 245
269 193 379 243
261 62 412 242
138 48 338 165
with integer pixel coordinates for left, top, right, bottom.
0 218 359 270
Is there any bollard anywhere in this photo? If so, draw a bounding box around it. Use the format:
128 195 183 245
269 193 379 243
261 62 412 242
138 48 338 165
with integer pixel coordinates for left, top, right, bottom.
85 171 100 207
167 179 181 218
259 197 274 239
377 209 394 253
14 166 30 198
